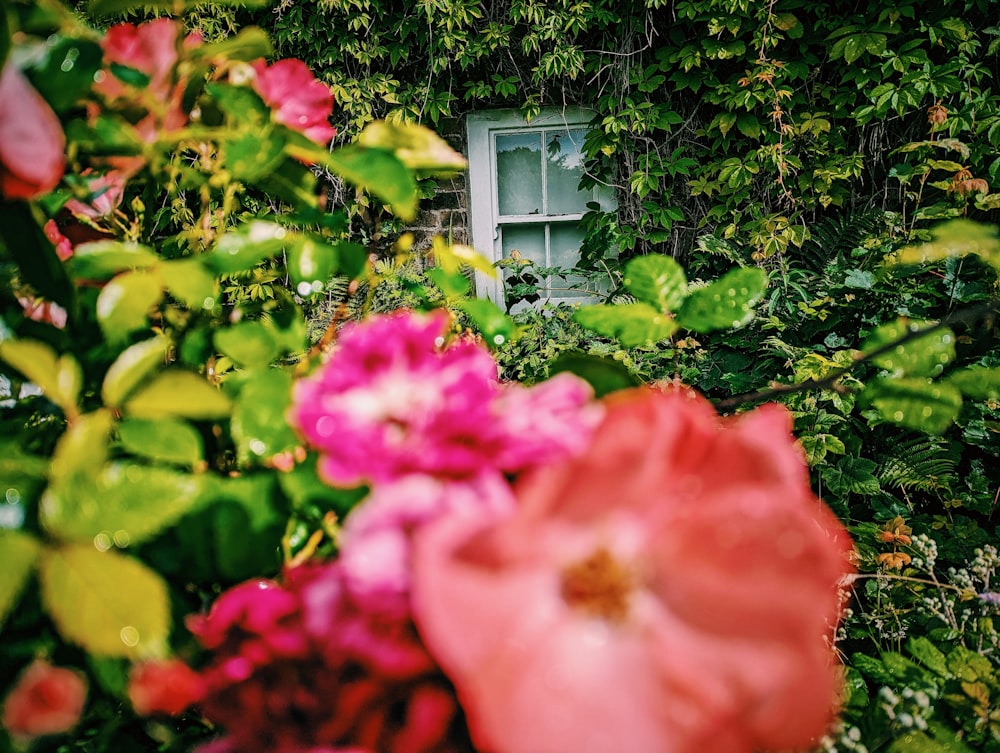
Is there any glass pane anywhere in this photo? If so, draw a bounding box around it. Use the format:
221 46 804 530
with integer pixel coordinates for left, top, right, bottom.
549 223 588 298
496 133 543 216
501 224 546 267
545 129 591 215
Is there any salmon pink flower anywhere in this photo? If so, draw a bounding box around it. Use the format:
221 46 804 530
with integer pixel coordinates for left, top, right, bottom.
18 296 68 329
251 59 337 145
128 659 205 716
1 661 87 741
0 63 65 199
412 387 854 753
291 310 598 487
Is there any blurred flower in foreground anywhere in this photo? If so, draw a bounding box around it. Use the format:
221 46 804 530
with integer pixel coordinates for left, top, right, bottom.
128 659 204 717
251 59 337 146
412 387 854 753
1 661 87 742
292 310 599 487
187 564 472 753
0 63 65 199
18 296 68 329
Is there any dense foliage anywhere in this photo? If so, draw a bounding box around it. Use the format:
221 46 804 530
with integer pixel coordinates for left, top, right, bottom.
0 1 998 753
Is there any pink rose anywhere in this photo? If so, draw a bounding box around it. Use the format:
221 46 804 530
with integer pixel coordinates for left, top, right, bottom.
128 659 205 716
251 59 337 145
412 387 854 753
1 661 87 741
0 63 65 199
18 296 68 329
64 171 127 221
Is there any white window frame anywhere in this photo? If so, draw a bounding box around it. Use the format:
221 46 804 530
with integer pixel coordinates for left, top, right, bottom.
466 108 613 307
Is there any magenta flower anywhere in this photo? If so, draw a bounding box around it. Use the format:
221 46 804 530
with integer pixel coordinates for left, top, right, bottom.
0 63 65 200
412 387 854 753
291 310 598 487
187 564 473 753
251 59 337 146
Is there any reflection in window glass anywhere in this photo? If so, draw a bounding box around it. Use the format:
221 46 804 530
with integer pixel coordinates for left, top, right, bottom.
501 224 546 266
546 129 590 215
549 223 588 297
496 133 542 216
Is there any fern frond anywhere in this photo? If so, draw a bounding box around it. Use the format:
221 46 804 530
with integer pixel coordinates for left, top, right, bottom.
877 436 959 493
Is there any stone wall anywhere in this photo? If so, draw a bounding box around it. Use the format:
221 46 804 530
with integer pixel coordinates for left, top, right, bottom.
408 119 471 252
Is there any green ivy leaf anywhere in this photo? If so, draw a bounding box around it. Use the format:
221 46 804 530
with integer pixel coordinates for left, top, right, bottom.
101 337 170 407
864 377 963 434
96 270 164 344
118 417 204 468
946 365 1000 400
622 254 687 312
42 462 202 545
0 530 41 626
863 319 955 377
0 340 82 418
89 0 268 18
231 368 299 464
214 321 281 368
301 144 418 222
676 267 767 332
798 433 847 465
548 351 641 398
575 302 677 347
124 371 232 420
39 544 169 658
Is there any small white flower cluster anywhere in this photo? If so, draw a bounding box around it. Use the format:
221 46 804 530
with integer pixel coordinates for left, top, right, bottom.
878 685 936 732
817 722 868 753
908 534 938 570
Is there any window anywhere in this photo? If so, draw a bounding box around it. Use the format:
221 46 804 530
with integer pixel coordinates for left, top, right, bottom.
466 108 613 307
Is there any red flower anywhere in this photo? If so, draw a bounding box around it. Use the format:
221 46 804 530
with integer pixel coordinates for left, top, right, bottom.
128 659 205 716
0 63 65 199
1 661 87 741
412 387 854 753
251 59 337 146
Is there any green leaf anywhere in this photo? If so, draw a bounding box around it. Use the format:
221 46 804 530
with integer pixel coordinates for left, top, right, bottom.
208 222 290 275
821 455 881 496
89 0 268 18
68 240 159 280
191 27 272 63
0 202 75 309
798 433 846 465
0 530 41 625
356 120 467 172
891 219 1000 273
863 319 955 377
25 37 103 113
575 302 677 347
946 365 1000 400
118 417 204 468
39 544 169 658
231 368 299 464
124 371 232 420
676 267 768 332
864 377 963 434
223 129 286 182
455 299 516 348
287 236 339 298
887 731 971 753
548 351 641 398
0 340 82 417
96 270 164 343
48 410 113 485
908 636 950 677
102 336 170 407
299 144 418 222
159 258 218 311
426 267 471 297
622 254 688 312
42 462 202 545
214 321 281 368
262 157 320 209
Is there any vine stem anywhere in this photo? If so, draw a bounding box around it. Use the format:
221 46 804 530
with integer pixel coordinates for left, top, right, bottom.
712 301 997 411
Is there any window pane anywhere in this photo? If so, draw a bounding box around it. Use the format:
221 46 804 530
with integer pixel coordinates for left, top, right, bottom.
501 224 546 267
496 133 542 216
549 223 589 297
545 129 591 215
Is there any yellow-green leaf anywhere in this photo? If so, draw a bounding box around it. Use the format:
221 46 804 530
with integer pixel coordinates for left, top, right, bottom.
0 340 82 417
48 410 114 485
39 544 169 658
357 120 467 172
96 270 164 344
101 337 170 407
124 371 232 420
0 530 41 625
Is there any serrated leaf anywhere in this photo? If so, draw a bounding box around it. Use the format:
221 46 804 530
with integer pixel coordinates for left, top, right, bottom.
208 222 291 275
231 368 299 464
118 417 204 468
101 337 170 407
96 270 164 343
676 267 767 332
548 351 641 398
41 462 202 545
622 254 687 312
908 636 950 677
863 319 955 377
946 365 1000 400
821 455 881 496
68 241 159 280
865 377 963 434
0 340 81 417
40 544 169 658
124 371 232 420
575 302 677 347
799 433 846 465
0 530 41 625
214 322 281 368
159 258 218 311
